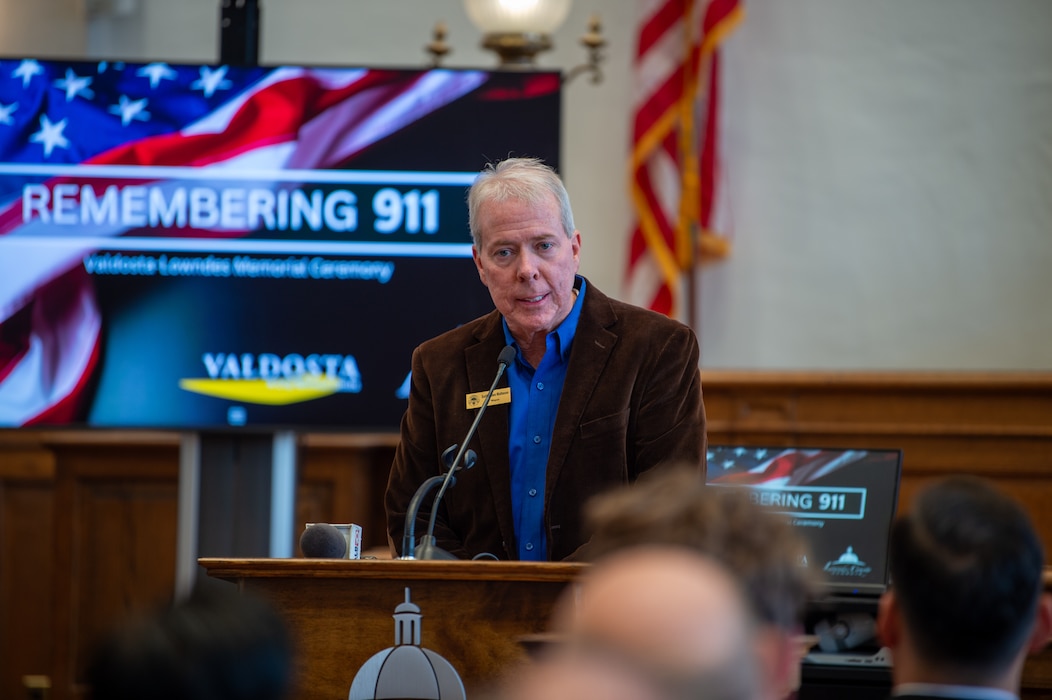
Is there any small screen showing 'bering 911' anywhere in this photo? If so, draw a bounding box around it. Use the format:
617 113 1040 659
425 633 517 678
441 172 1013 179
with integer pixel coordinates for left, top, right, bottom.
706 446 902 594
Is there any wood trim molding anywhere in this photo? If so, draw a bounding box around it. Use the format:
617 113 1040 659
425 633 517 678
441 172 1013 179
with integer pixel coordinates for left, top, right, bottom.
700 370 1052 390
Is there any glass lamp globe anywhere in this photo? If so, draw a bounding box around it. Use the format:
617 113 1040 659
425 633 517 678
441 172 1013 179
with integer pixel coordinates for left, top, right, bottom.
464 0 573 67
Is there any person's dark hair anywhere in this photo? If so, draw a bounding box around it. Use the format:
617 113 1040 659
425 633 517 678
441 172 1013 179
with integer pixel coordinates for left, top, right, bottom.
889 476 1045 672
584 465 820 631
467 157 575 247
86 585 294 700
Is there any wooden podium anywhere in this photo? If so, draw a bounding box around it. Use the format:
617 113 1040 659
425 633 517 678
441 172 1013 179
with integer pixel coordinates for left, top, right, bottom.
199 557 585 700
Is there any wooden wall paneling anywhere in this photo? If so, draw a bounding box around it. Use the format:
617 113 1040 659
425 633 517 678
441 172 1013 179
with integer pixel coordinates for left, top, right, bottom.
702 372 1052 430
0 446 57 700
297 447 372 539
294 457 340 547
51 439 181 700
359 445 397 551
299 435 397 553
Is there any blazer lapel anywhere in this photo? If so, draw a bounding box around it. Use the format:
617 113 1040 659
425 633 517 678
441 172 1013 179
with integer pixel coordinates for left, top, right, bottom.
465 316 516 556
545 285 617 495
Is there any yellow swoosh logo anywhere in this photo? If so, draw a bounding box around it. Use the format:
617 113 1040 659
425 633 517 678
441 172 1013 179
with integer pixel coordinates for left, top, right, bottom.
178 377 341 406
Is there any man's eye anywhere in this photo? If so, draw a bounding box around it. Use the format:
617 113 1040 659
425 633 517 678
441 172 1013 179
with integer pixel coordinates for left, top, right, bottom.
538 241 554 251
495 249 512 258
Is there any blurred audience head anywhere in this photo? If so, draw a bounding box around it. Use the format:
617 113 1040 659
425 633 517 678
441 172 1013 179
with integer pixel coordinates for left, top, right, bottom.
499 650 672 700
524 546 763 700
878 475 1052 691
584 465 819 633
581 464 820 699
86 584 294 700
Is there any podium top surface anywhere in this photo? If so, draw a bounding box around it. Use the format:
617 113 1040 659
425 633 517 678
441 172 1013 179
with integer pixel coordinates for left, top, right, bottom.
198 557 588 583
200 558 1052 587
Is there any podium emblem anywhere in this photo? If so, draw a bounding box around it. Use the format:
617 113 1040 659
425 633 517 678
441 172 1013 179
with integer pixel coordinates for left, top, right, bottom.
348 587 466 700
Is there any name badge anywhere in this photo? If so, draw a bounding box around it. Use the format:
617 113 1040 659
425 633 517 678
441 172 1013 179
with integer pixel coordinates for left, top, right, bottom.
465 387 511 409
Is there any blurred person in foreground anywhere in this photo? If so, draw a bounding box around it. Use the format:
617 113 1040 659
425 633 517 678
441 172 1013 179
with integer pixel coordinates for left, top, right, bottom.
385 157 705 561
502 546 763 700
877 476 1052 700
582 465 822 700
86 585 294 700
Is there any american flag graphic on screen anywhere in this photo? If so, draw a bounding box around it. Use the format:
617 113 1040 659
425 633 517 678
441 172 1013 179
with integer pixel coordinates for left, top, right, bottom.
706 447 872 487
0 59 487 426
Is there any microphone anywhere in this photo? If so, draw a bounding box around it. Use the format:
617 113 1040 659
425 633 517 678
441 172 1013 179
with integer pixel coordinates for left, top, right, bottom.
402 345 516 560
299 523 347 558
400 444 475 559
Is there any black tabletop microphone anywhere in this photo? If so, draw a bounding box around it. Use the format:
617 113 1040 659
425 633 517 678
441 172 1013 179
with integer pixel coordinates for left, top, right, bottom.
401 345 515 560
299 523 347 558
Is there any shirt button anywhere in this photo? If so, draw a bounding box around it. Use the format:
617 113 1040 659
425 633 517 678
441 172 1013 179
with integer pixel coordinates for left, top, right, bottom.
533 435 541 444
536 382 544 390
528 488 538 497
525 543 534 551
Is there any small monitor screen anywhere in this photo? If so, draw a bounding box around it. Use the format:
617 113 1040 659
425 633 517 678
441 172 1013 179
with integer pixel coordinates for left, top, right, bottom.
706 445 903 595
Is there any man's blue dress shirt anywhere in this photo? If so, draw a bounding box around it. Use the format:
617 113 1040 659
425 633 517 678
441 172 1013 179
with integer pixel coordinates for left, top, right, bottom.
502 276 586 561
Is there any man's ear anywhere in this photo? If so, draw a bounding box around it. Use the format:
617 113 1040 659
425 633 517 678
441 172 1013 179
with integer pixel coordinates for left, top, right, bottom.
752 626 799 699
877 590 900 649
1027 592 1052 654
472 246 488 286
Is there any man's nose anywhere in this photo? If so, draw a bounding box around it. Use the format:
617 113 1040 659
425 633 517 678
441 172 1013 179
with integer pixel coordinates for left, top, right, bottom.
516 252 539 280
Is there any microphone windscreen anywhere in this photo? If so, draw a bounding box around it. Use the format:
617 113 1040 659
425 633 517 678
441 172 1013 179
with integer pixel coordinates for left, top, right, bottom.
498 345 516 367
299 523 347 558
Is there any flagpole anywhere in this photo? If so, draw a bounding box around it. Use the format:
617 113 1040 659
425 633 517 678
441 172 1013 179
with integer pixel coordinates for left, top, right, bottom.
687 237 701 358
680 0 701 338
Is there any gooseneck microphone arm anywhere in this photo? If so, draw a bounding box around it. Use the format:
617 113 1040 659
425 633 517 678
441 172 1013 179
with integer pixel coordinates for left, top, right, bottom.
400 475 446 560
413 345 516 560
401 444 463 559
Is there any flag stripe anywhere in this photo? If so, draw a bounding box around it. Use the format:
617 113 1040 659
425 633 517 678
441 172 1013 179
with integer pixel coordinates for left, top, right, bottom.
637 0 686 57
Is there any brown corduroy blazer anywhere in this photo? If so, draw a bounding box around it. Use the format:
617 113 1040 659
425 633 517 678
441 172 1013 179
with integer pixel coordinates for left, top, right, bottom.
385 279 706 561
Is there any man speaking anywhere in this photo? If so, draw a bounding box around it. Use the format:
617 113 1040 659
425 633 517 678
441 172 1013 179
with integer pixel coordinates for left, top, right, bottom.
384 157 705 561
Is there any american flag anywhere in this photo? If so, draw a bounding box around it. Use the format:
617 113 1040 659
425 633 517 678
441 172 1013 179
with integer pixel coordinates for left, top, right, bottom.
625 0 743 320
0 60 487 426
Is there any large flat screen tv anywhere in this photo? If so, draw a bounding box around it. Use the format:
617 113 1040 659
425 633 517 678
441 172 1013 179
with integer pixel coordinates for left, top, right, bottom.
0 59 561 430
